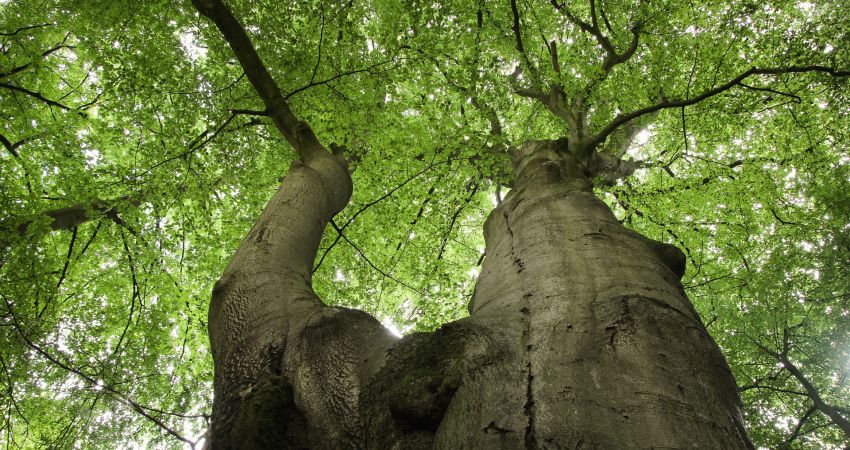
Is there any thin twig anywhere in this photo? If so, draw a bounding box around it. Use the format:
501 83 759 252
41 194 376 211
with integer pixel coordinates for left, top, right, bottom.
329 220 424 295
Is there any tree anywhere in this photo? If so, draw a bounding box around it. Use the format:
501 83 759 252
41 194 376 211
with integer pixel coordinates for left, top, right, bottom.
0 0 848 448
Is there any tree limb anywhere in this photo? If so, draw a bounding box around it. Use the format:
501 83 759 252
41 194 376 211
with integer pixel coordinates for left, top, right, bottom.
779 406 816 448
780 353 850 438
2 294 196 446
550 0 640 74
0 82 85 116
191 0 325 161
312 157 459 273
548 40 561 75
0 36 73 80
737 82 801 102
0 23 52 37
329 219 424 295
509 0 538 83
585 65 850 153
284 55 401 100
437 183 479 260
0 132 23 158
55 226 77 290
747 332 850 440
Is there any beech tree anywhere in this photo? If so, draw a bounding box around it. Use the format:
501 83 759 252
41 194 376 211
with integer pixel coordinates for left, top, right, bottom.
1 0 848 448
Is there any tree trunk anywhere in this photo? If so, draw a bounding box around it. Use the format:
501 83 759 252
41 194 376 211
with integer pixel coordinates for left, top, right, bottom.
207 140 753 449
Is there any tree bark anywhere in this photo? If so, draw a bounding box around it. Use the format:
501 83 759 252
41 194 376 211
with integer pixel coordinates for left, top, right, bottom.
0 199 131 267
208 139 753 449
207 150 396 448
434 139 752 447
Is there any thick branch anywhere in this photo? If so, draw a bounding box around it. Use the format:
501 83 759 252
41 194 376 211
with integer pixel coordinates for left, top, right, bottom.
548 40 561 75
550 0 639 75
0 132 22 158
1 198 133 265
603 27 639 72
191 0 325 161
511 80 546 101
586 65 850 153
598 114 651 158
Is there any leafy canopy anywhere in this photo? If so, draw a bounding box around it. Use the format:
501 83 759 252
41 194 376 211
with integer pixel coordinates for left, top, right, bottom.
0 0 848 448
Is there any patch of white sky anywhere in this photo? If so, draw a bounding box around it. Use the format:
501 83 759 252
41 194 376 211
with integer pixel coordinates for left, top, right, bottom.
176 23 207 61
489 187 508 208
626 127 654 160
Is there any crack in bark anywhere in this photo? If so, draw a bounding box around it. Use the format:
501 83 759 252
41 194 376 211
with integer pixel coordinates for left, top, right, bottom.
504 204 538 449
605 298 636 351
484 420 516 435
524 357 537 450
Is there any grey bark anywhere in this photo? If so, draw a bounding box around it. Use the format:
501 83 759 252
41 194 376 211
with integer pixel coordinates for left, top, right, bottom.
207 139 753 449
0 199 131 267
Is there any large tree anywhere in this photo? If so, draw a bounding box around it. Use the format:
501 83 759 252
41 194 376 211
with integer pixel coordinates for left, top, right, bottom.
1 0 848 448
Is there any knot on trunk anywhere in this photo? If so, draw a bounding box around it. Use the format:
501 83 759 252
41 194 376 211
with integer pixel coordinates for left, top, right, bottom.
364 322 496 448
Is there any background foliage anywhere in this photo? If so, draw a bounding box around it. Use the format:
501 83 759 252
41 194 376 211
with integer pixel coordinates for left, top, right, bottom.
0 0 847 448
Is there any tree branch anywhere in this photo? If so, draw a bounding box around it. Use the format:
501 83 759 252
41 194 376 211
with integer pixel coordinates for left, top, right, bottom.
780 406 816 448
309 5 326 86
55 226 77 290
191 0 325 160
550 0 640 74
780 353 850 438
737 82 801 102
284 55 401 100
0 36 73 80
586 65 850 153
510 77 546 101
229 108 268 116
0 23 52 37
437 183 479 260
0 82 85 116
548 40 561 75
748 332 850 440
509 0 539 84
0 132 23 158
312 157 460 273
329 219 424 295
2 295 196 446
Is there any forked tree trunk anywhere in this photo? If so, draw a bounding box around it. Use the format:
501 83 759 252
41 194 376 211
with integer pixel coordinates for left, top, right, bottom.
207 140 753 449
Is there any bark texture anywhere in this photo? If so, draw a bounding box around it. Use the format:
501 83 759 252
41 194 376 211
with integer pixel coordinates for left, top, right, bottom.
207 151 396 449
447 140 752 448
208 140 753 449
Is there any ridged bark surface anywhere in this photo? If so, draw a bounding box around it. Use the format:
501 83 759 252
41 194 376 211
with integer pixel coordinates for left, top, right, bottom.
433 140 752 448
207 153 396 449
208 140 753 449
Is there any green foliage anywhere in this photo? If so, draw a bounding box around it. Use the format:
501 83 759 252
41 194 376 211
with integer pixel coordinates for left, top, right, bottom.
0 0 847 448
